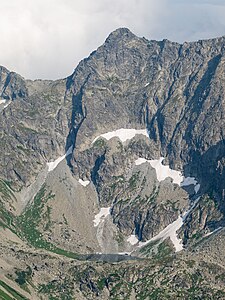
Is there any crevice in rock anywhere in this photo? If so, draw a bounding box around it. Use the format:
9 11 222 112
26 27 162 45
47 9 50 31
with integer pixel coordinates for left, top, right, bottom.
65 74 90 166
90 152 106 193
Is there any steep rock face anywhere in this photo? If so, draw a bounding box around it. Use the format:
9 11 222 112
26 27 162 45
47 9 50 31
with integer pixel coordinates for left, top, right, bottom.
67 28 225 160
66 28 160 153
0 66 28 100
75 135 188 245
66 29 225 203
1 28 225 195
0 77 71 189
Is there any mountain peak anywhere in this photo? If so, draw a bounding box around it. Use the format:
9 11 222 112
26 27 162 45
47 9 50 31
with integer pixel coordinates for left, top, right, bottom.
111 27 133 35
0 65 10 76
105 27 136 43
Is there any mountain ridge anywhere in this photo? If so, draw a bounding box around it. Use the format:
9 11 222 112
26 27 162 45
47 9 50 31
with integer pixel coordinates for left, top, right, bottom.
1 28 225 299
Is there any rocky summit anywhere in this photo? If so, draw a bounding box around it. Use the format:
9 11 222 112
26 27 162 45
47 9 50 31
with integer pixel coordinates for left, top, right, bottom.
1 28 225 299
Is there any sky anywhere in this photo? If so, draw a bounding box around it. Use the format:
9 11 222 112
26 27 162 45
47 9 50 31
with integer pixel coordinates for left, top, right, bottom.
0 0 224 80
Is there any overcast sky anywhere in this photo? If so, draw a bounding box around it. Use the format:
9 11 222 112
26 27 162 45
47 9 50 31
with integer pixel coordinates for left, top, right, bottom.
0 0 225 80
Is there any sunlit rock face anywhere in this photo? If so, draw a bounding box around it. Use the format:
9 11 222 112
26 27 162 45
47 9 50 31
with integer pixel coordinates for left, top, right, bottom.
1 28 225 300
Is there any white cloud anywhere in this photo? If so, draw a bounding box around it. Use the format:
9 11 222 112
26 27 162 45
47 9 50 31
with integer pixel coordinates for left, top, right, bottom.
0 0 224 79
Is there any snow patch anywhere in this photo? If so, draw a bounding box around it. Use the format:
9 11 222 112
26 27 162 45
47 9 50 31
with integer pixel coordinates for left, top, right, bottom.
92 128 148 144
194 184 200 193
127 234 139 245
93 207 111 227
135 157 148 166
3 102 10 109
138 216 184 252
182 197 201 220
181 177 201 194
135 157 183 185
0 99 10 109
118 252 132 256
78 179 90 187
0 99 7 105
47 146 73 172
181 177 197 187
135 157 201 193
204 227 222 237
149 158 183 185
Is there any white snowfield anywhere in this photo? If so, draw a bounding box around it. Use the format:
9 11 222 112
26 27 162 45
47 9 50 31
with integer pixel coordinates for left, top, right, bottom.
204 227 222 237
181 176 197 186
135 157 183 185
78 179 90 187
127 234 139 245
47 146 73 172
138 216 184 252
194 184 201 193
92 128 148 144
0 99 10 109
0 99 7 105
135 157 201 193
181 177 201 193
118 252 132 256
93 207 111 227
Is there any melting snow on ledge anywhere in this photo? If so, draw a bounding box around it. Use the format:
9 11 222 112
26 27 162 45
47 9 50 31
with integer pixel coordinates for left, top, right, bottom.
204 227 222 238
0 99 10 109
47 146 73 172
135 157 183 185
135 157 201 192
194 184 200 193
78 179 90 187
93 207 111 227
127 234 139 245
138 216 184 252
181 177 201 193
118 252 132 256
92 128 148 144
180 176 197 186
